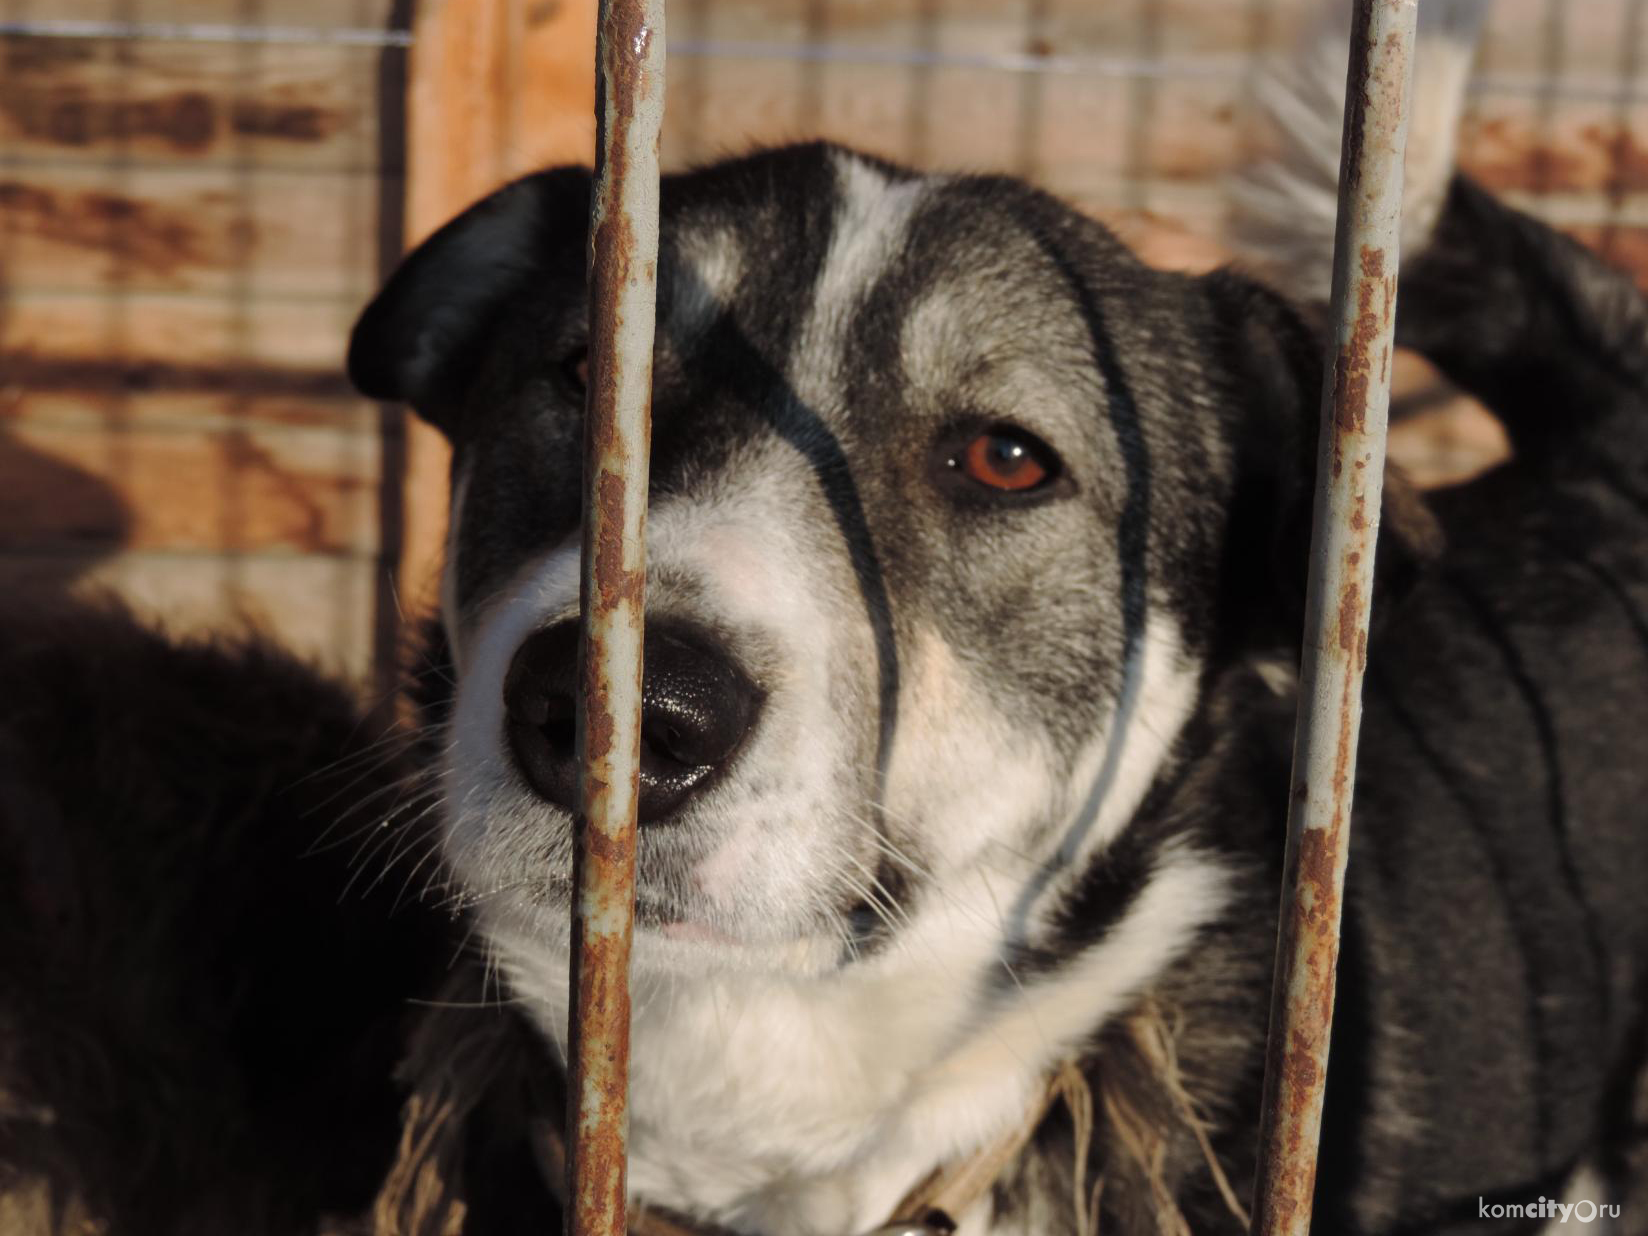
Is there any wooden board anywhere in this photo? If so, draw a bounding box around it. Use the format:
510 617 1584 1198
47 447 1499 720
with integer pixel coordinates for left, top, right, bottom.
1 22 401 685
3 0 1645 686
1 418 380 555
0 548 382 676
0 36 386 171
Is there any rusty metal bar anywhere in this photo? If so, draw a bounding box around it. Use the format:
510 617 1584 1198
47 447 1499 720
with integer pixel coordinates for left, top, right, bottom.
567 1 665 1234
1249 2 1417 1233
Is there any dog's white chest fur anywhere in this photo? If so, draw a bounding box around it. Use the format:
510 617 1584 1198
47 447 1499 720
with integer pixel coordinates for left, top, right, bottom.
495 912 1048 1236
620 970 1031 1235
491 840 1229 1236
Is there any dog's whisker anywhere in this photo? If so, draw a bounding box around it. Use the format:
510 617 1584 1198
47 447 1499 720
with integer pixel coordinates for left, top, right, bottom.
305 779 442 857
391 830 450 912
286 720 440 788
434 876 526 917
405 995 526 1011
833 861 912 940
835 847 918 927
324 790 441 874
416 854 459 908
340 798 446 902
841 819 1039 1006
295 718 445 789
302 750 438 826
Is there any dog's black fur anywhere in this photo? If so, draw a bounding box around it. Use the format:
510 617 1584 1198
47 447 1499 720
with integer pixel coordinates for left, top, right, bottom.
2 163 1647 1236
1310 178 1648 1230
0 607 452 1234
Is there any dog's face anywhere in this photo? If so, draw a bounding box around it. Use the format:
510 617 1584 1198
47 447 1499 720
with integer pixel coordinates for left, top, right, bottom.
352 143 1319 986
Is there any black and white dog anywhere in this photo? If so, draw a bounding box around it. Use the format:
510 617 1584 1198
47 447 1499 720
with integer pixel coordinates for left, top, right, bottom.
341 3 1648 1233
5 2 1647 1234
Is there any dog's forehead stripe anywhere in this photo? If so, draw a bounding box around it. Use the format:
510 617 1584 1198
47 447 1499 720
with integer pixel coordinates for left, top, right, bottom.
788 152 929 412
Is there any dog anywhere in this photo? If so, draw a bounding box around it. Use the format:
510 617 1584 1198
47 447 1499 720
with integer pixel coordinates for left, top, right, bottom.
340 1 1648 1232
0 605 454 1235
5 1 1647 1232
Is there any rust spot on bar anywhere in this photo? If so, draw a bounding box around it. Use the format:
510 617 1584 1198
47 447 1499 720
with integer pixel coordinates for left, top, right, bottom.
1335 268 1385 435
586 823 636 866
1337 582 1361 656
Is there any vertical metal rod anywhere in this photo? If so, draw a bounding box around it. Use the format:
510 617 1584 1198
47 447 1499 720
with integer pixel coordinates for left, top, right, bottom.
568 1 665 1234
1249 3 1416 1233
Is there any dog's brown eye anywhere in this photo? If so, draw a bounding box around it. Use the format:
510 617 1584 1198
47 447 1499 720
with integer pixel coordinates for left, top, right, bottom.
565 349 589 390
953 429 1054 492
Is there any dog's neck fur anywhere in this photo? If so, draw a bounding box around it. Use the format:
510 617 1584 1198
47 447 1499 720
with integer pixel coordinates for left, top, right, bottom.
484 809 1235 1236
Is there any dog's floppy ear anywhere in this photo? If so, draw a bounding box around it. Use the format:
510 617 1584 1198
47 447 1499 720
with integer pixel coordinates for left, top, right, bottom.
347 167 593 433
1202 268 1442 659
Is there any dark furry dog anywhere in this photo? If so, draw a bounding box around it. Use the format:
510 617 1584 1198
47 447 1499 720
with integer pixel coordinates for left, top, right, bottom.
0 607 448 1235
5 4 1648 1234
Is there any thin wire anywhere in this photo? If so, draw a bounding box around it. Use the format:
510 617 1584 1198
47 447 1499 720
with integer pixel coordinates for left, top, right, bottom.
0 18 412 44
3 21 1642 102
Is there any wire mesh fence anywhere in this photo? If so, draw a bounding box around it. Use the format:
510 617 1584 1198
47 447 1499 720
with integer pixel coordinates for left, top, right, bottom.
0 0 406 694
1 0 1643 684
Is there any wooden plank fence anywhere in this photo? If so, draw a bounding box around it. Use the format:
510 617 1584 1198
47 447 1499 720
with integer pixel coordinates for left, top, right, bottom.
1 0 1643 681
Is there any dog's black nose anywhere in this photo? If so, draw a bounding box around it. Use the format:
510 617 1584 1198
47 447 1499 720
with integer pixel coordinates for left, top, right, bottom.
503 620 761 824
